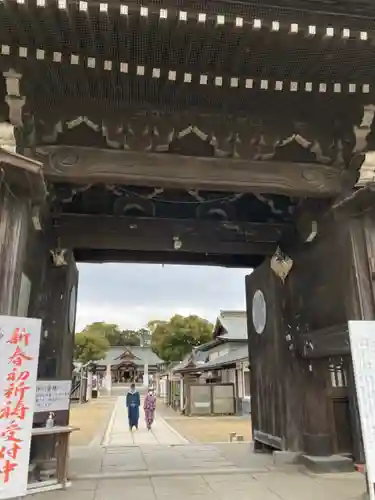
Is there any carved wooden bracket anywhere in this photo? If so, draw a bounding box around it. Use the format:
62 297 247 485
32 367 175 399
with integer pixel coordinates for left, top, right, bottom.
0 122 16 151
270 247 293 282
3 69 25 127
34 109 364 168
50 249 68 267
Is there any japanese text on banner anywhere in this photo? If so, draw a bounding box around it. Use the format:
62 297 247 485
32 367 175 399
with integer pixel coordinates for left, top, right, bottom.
0 318 41 500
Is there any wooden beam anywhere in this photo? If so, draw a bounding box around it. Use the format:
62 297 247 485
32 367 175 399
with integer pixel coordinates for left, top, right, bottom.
40 146 350 198
55 214 285 255
0 148 46 202
73 249 264 267
297 324 350 359
253 430 285 451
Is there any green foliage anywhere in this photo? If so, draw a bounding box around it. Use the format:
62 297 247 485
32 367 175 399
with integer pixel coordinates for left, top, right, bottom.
121 329 142 346
149 315 213 363
81 322 141 346
74 330 109 363
75 316 212 364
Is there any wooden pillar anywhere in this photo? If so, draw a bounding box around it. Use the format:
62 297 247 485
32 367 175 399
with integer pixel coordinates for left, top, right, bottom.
26 234 78 467
0 148 45 316
0 183 30 314
143 362 149 386
27 240 78 426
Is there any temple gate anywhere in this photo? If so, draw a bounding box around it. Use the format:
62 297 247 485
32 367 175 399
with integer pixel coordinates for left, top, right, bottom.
1 0 375 472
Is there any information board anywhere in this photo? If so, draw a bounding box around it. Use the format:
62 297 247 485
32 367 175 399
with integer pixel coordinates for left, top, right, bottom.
35 380 72 413
0 316 41 500
348 320 375 500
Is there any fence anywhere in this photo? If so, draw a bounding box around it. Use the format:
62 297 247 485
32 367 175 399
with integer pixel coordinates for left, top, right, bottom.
70 369 88 403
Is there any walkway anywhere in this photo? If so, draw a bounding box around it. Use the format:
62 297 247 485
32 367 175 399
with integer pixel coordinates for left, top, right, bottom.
31 395 366 500
103 396 189 446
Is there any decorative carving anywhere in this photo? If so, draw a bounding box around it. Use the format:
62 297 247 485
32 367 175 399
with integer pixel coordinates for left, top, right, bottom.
296 215 318 243
0 122 16 152
353 152 375 187
66 116 100 131
36 145 353 198
167 126 216 157
2 69 37 154
3 70 24 127
270 247 293 282
255 134 330 164
4 69 22 97
143 125 160 152
112 196 155 217
5 97 25 127
51 183 92 204
33 110 363 167
31 205 42 231
50 249 68 267
355 104 375 152
196 202 235 221
254 195 285 217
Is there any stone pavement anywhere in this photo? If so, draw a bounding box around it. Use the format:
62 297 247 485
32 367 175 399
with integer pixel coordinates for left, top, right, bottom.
33 467 366 500
31 395 366 500
102 396 189 446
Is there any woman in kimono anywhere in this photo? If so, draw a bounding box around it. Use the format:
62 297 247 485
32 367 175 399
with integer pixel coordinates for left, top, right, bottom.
126 383 140 431
143 388 157 430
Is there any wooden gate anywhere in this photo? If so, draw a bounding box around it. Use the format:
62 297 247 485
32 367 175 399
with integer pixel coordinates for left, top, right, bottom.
245 264 285 450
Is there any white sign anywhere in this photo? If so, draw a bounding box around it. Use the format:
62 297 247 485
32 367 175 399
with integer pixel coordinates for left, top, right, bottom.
349 320 375 500
0 316 41 499
35 380 71 413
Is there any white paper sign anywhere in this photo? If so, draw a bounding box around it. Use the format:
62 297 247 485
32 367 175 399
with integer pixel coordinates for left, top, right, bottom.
0 316 41 500
349 320 375 500
35 380 71 413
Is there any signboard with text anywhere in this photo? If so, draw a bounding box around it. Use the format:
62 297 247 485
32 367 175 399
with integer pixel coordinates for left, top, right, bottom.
35 380 71 413
349 320 375 500
0 316 41 500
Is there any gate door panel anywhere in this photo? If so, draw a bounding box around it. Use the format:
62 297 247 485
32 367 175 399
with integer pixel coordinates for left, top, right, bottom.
189 384 211 415
245 262 285 449
212 384 235 415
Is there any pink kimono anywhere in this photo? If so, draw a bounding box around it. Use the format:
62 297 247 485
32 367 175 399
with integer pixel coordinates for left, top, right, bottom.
143 393 156 430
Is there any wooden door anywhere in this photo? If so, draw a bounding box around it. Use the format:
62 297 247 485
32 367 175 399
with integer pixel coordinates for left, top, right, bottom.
245 262 286 450
328 358 353 455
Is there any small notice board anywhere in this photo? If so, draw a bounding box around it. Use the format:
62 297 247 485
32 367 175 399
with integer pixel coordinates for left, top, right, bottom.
349 320 375 500
0 316 41 500
35 380 72 413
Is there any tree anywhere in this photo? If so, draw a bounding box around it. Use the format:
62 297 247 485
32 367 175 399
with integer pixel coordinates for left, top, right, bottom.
121 329 142 346
81 322 141 346
74 330 109 363
136 327 152 347
149 315 213 363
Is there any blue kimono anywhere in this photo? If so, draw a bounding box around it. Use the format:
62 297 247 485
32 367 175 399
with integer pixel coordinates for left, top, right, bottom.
126 390 140 429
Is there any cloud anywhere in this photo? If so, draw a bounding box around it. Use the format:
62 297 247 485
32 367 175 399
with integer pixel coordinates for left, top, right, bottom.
75 263 252 331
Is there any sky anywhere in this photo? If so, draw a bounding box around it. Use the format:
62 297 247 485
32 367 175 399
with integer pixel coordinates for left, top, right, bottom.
75 263 252 332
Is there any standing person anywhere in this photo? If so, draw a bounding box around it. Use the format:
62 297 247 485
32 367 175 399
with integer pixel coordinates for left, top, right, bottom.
144 387 157 430
126 383 140 431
